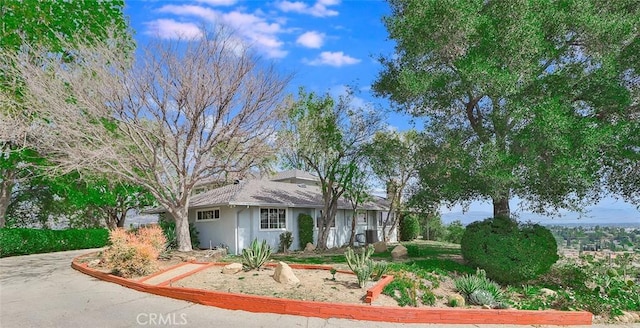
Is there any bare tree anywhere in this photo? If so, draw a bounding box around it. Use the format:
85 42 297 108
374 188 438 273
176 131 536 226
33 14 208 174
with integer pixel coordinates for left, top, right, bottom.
5 27 291 250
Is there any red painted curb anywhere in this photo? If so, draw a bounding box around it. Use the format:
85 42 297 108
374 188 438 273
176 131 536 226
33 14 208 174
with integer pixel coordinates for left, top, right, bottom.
72 256 592 325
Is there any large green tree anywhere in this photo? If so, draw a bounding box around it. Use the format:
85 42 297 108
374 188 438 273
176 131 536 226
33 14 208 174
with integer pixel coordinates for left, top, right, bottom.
282 89 380 249
0 0 129 227
374 0 640 218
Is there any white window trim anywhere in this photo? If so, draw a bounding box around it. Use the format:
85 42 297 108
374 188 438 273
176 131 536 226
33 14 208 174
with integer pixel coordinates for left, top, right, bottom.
259 207 287 231
196 208 221 222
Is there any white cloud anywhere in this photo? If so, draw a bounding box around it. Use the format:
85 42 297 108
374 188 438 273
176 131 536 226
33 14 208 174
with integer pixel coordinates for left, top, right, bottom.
296 31 325 48
195 0 237 5
152 5 287 58
144 19 203 39
157 5 217 21
275 0 339 17
305 51 360 67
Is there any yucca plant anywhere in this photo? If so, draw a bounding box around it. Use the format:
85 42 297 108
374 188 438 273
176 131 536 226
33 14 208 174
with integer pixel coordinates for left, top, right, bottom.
455 268 504 302
469 290 496 306
242 238 271 271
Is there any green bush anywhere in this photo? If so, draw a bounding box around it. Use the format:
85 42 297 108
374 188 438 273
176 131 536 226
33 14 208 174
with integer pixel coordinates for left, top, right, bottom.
278 231 293 253
444 220 465 244
461 216 559 284
158 220 200 250
0 228 109 257
399 214 420 241
297 213 314 248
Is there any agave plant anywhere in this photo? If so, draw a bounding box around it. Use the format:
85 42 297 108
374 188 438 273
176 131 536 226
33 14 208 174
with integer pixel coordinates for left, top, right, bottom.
469 290 496 306
242 238 271 270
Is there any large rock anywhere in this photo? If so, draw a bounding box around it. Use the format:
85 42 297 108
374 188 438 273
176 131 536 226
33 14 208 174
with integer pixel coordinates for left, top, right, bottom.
221 262 243 274
373 241 388 253
390 245 408 260
304 242 316 252
273 261 300 284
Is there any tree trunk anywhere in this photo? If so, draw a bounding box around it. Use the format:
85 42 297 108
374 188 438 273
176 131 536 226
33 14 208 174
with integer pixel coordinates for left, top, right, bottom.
348 212 357 246
317 200 338 250
171 206 193 252
0 169 16 228
492 193 510 218
116 208 127 228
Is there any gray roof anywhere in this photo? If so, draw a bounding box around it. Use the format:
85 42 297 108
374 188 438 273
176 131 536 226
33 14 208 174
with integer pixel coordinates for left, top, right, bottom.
268 169 319 182
189 179 387 211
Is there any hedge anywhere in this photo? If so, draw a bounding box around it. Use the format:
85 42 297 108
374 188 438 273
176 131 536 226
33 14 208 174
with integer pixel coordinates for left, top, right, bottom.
0 228 109 257
298 213 314 249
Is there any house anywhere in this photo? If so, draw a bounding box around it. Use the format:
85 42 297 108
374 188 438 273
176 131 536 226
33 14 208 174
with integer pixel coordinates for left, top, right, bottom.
175 169 397 254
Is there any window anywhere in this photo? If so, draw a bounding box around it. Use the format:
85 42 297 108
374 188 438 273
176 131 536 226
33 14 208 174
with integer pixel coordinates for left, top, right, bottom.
357 211 367 225
196 208 220 221
260 208 286 230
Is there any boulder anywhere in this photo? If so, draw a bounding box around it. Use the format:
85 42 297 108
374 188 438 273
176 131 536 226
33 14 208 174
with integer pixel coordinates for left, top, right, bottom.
539 288 557 297
221 262 243 274
373 241 388 253
390 245 408 260
273 262 300 284
447 294 465 307
88 259 101 268
304 242 316 252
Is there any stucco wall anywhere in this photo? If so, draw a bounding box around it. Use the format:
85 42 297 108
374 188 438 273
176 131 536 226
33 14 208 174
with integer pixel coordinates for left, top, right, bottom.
190 206 236 253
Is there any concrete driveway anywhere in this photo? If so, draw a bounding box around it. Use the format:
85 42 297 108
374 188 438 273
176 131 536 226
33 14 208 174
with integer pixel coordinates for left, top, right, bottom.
0 249 633 328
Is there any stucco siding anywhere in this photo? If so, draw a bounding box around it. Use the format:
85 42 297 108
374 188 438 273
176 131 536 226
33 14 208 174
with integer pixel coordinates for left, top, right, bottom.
190 206 236 252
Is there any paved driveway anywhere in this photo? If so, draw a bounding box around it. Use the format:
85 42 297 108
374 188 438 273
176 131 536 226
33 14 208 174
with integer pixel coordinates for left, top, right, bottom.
0 249 631 328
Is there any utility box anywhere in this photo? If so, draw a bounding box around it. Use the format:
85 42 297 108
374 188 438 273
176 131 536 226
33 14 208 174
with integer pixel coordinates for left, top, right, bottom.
365 229 379 244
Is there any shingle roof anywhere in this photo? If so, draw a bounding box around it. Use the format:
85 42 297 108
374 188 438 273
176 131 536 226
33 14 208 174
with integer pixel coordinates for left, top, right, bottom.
189 179 387 211
268 169 319 182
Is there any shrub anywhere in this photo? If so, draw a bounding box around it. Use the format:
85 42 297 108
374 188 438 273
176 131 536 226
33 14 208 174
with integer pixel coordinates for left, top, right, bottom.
102 226 166 278
297 213 314 249
0 228 109 257
454 268 503 302
242 238 271 270
461 216 559 284
469 290 496 306
399 214 420 241
158 220 200 250
444 220 465 244
278 231 293 253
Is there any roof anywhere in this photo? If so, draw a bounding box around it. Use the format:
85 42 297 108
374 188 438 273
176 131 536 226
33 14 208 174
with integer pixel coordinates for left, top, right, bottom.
268 169 319 182
189 179 387 211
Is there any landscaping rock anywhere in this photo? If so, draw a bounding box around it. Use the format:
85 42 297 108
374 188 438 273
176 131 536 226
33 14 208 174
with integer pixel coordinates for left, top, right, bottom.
390 245 408 260
539 288 557 297
184 256 197 262
304 242 316 252
615 311 640 323
221 262 243 274
88 259 101 268
373 241 387 253
447 294 465 307
273 262 299 284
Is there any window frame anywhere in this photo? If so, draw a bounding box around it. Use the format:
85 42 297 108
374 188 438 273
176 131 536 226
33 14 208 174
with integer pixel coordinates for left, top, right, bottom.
196 208 221 222
259 207 287 231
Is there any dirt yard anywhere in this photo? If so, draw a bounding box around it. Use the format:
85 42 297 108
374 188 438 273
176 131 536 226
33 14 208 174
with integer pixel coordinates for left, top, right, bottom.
172 265 398 306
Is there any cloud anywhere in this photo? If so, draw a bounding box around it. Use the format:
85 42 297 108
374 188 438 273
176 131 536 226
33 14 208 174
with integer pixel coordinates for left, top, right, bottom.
275 0 339 17
144 19 203 39
153 5 287 58
305 51 360 67
195 0 237 5
296 31 325 48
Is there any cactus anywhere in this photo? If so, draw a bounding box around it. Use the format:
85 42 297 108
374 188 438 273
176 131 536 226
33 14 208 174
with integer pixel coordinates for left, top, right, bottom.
372 260 389 281
345 245 378 288
242 238 271 270
469 289 496 306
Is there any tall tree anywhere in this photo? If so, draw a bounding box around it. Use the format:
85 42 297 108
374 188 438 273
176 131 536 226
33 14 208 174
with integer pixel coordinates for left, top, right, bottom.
344 165 371 247
374 0 639 218
282 89 380 249
0 0 129 227
364 130 421 241
3 27 290 251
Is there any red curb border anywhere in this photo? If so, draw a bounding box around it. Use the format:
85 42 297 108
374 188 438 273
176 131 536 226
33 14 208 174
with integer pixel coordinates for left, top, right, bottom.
71 256 592 325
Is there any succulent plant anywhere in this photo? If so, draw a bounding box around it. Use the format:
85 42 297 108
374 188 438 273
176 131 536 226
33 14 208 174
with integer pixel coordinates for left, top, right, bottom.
469 289 496 306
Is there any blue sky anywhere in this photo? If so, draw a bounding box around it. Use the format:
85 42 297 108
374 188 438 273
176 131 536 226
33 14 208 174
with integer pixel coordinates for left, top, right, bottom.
123 0 639 225
124 0 415 131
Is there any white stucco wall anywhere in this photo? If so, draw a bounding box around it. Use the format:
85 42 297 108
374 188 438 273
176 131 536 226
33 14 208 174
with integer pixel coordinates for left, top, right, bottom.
190 206 237 253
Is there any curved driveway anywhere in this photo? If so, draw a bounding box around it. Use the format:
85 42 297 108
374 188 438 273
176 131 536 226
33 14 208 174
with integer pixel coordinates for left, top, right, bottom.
0 249 629 328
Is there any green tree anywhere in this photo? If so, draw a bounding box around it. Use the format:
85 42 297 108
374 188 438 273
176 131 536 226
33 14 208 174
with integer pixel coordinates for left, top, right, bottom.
344 165 371 247
282 89 380 249
374 0 640 218
0 0 129 227
364 130 421 241
445 220 465 244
